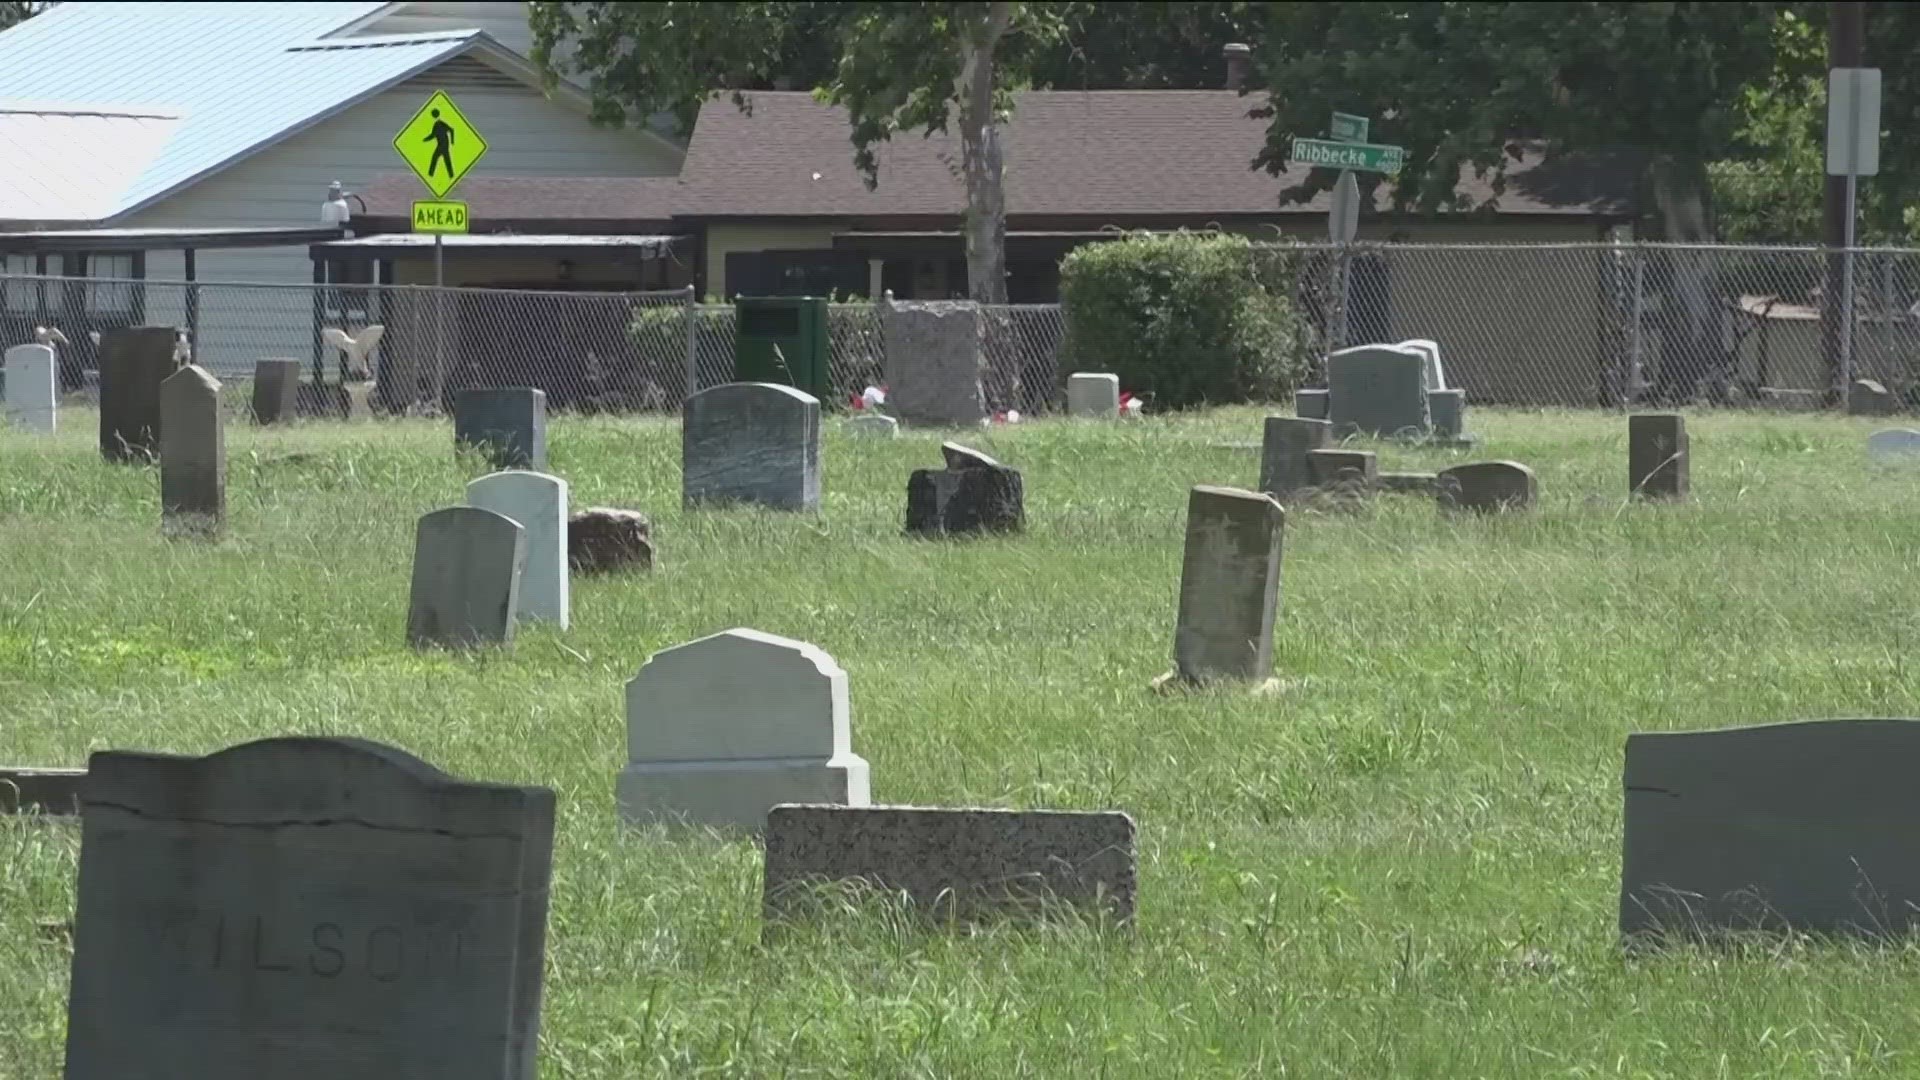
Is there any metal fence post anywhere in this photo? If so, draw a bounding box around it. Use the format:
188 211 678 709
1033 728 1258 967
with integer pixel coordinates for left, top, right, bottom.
681 283 698 404
1627 244 1647 409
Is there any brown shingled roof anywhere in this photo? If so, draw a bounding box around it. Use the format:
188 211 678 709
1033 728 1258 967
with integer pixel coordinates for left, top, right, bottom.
360 172 682 225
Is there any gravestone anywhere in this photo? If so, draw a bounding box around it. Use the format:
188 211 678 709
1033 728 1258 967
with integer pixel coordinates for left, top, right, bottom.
5 342 57 433
1257 416 1331 499
1629 413 1689 499
251 358 302 425
846 414 899 438
99 325 182 462
0 765 85 816
1296 389 1329 421
1067 372 1121 419
406 506 527 650
1429 390 1467 439
1395 338 1447 390
905 442 1025 537
454 387 548 470
568 508 653 573
467 471 569 630
1380 471 1439 494
1437 461 1537 512
764 805 1137 925
1168 486 1284 686
159 365 226 528
882 299 988 427
1307 448 1378 487
1328 344 1431 439
617 628 870 830
1867 428 1920 463
1848 378 1899 417
62 736 554 1080
682 382 821 512
1621 719 1920 937
1760 387 1821 412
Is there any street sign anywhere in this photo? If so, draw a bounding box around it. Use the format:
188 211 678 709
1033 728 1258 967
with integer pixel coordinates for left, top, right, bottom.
393 90 489 198
412 200 469 234
1330 112 1369 144
1826 67 1881 177
1328 171 1359 243
1290 137 1404 175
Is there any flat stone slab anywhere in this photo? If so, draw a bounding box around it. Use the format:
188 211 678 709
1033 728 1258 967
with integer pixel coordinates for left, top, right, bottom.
0 766 85 816
763 804 1136 925
1437 461 1537 512
1328 344 1431 439
1379 471 1439 494
1306 448 1378 486
98 326 181 462
845 414 899 438
159 364 226 529
467 471 569 629
1867 428 1920 463
251 358 302 425
1295 389 1329 421
1848 378 1900 417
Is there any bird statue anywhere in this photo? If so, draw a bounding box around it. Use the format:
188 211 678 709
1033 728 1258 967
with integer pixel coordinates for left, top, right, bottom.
323 324 385 381
33 326 69 348
172 331 192 365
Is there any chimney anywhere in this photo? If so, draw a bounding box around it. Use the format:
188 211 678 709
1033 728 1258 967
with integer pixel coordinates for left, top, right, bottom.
1223 43 1251 91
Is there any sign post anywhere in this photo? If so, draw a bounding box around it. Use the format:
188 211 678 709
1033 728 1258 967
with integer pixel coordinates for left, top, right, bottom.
1303 114 1399 356
394 90 489 410
1826 67 1880 402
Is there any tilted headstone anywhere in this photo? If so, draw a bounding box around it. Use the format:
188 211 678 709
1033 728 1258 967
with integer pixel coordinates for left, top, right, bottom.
1067 372 1121 419
1867 428 1920 463
98 326 182 462
1621 719 1920 937
159 365 226 528
406 506 527 650
467 471 569 630
617 628 870 830
1296 389 1329 421
905 442 1025 537
682 382 821 512
845 414 899 439
1327 344 1431 439
1629 413 1689 499
1307 448 1378 487
63 737 555 1080
1170 486 1285 685
1258 416 1331 499
251 358 302 425
882 299 988 427
5 343 56 433
764 805 1137 925
454 387 548 470
1848 378 1899 417
1436 461 1537 512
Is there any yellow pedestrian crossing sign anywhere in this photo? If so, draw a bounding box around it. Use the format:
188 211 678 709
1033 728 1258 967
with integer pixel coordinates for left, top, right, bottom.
393 90 488 198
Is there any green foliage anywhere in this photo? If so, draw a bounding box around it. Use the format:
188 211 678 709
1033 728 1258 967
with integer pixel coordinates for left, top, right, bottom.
1057 232 1311 409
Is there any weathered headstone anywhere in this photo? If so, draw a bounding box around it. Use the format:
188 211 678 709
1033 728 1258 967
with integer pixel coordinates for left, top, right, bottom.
845 414 899 439
1621 719 1920 937
0 765 84 816
905 442 1025 537
406 506 527 650
1380 471 1439 494
159 365 226 529
1867 428 1920 463
1257 416 1331 499
1395 338 1447 390
617 628 870 830
682 382 821 512
454 387 548 470
1307 448 1378 487
1437 461 1537 512
63 736 555 1079
1327 344 1430 439
5 343 57 433
764 805 1137 925
1759 387 1821 412
1629 413 1689 499
1848 378 1899 417
1429 389 1468 440
467 471 569 630
1166 486 1284 686
1296 388 1329 421
98 325 181 462
251 358 302 425
567 508 654 573
1067 372 1121 419
882 299 988 427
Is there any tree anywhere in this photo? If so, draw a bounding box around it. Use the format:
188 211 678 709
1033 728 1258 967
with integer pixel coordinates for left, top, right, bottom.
0 1 56 31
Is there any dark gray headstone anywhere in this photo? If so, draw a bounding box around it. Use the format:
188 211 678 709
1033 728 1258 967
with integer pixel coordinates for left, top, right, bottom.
1295 389 1329 421
160 365 225 528
0 765 84 816
764 804 1136 925
99 326 182 463
1327 345 1430 439
683 382 821 512
940 441 1001 471
1437 461 1537 512
1629 413 1689 500
1258 416 1332 499
905 444 1024 537
63 737 555 1079
406 506 527 650
252 358 302 425
1848 378 1899 417
1429 389 1466 439
1306 448 1378 487
1173 486 1284 684
454 387 548 470
1621 719 1920 937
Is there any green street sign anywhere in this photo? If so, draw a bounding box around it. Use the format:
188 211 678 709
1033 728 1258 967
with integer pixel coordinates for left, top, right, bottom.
1330 112 1369 144
1290 137 1405 174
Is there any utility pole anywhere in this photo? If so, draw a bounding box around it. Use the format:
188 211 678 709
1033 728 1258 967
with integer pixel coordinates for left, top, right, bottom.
1822 1 1866 406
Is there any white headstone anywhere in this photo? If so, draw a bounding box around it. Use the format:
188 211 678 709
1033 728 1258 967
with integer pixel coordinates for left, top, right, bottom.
1868 428 1920 463
467 471 570 630
846 414 900 438
1395 339 1447 390
617 628 870 830
1067 372 1121 419
5 343 56 433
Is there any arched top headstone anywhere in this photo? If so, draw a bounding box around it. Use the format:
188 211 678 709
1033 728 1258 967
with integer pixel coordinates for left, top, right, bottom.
626 627 849 763
1395 338 1447 390
1436 460 1537 512
1327 344 1432 439
686 381 821 411
683 383 822 511
1867 428 1920 462
407 506 527 649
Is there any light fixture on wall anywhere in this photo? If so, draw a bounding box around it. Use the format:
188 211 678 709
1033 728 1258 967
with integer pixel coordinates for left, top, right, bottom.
320 181 366 236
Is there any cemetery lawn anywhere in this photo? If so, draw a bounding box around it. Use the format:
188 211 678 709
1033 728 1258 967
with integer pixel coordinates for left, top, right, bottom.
8 406 1920 1078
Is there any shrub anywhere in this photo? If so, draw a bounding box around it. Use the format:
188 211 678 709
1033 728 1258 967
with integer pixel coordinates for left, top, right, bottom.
1058 232 1313 409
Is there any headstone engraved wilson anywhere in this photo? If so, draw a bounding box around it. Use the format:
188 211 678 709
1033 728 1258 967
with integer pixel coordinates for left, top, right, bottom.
1168 485 1285 685
99 325 182 462
62 736 555 1080
683 382 822 512
159 365 226 528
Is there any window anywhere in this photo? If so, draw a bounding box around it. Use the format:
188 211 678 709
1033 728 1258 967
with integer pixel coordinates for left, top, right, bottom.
87 253 136 314
3 253 36 313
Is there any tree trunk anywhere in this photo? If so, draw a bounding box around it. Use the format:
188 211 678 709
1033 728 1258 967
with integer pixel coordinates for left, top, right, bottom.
956 3 1011 306
1647 154 1723 405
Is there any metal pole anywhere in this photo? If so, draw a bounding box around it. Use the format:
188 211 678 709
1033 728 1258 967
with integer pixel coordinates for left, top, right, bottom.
1628 245 1647 407
433 233 446 411
1822 0 1865 406
681 283 698 404
1841 173 1857 396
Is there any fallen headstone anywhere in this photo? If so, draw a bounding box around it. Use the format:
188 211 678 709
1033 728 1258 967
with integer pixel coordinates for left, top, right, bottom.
1161 485 1284 688
882 299 988 427
845 414 900 438
1759 387 1821 412
159 365 226 531
454 387 548 470
568 508 654 573
467 471 569 630
1379 471 1439 494
1257 416 1331 500
905 442 1025 537
1437 461 1537 512
1848 378 1899 417
406 506 527 650
1867 428 1920 463
0 765 84 816
251 358 302 425
1067 372 1121 419
98 325 182 462
1629 413 1689 500
683 382 821 512
4 343 56 433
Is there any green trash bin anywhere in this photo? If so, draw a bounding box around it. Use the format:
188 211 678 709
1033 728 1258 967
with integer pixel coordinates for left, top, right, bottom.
733 296 831 401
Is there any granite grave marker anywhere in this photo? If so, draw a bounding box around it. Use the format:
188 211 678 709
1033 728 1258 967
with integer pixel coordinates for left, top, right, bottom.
882 299 988 427
406 506 527 650
1257 416 1331 499
1437 461 1537 512
4 342 56 433
905 442 1025 537
99 326 182 462
251 358 302 425
159 365 226 528
1167 485 1285 686
1629 413 1689 499
682 382 821 512
1067 372 1121 419
467 471 569 629
1327 344 1431 439
454 387 548 470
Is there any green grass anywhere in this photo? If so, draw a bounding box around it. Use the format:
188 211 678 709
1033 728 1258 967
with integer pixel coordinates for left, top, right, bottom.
6 406 1920 1077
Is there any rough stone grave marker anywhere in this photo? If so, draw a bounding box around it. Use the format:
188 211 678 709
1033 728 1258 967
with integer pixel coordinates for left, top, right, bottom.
62 736 555 1080
1621 719 1920 938
99 326 182 462
618 628 870 829
1867 428 1920 463
159 365 226 529
1258 416 1331 499
251 358 302 425
454 387 548 470
882 299 988 427
1163 485 1285 687
764 805 1137 925
467 471 569 629
1328 344 1430 439
905 442 1025 537
5 343 57 433
1067 372 1121 419
682 382 821 512
1437 461 1537 512
568 508 653 574
1629 413 1689 499
406 506 527 650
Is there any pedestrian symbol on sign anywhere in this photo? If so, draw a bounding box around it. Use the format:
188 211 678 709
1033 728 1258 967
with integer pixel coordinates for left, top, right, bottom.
393 90 488 199
425 109 456 179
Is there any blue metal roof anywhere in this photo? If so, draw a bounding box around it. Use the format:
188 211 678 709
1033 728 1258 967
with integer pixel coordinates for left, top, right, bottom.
0 2 493 222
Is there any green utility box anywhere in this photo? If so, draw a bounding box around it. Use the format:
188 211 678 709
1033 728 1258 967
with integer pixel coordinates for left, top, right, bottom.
734 296 831 400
